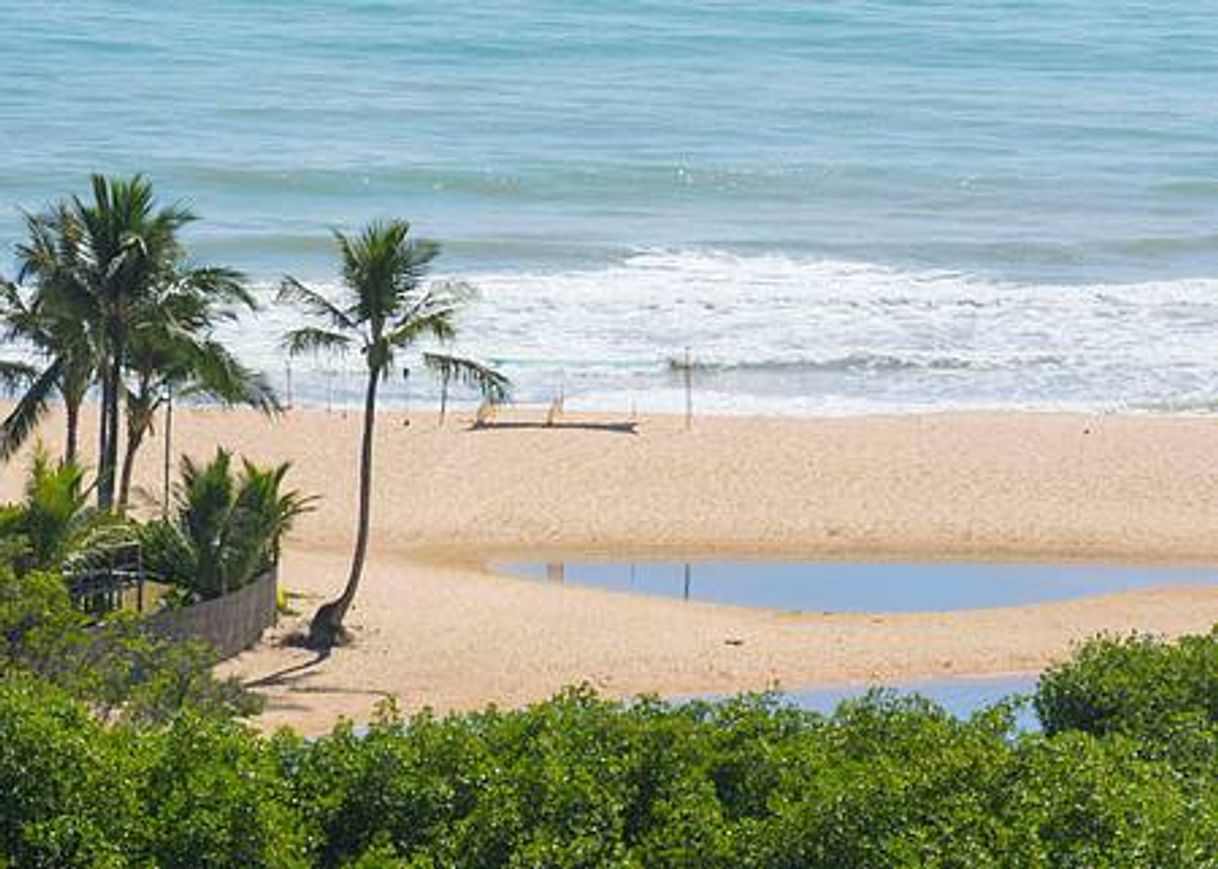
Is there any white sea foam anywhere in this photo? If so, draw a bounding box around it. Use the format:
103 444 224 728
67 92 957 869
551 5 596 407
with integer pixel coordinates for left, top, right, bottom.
227 249 1218 416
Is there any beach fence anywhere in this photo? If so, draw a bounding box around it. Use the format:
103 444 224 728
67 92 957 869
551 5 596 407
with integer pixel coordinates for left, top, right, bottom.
66 541 279 661
144 566 278 660
262 347 705 425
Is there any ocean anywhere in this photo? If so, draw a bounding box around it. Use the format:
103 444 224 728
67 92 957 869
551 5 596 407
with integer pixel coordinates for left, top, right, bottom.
2 1 1216 414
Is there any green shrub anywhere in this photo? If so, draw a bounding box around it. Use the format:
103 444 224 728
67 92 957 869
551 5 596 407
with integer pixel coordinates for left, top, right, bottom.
6 623 1218 865
135 713 309 868
0 448 95 574
0 675 139 868
0 564 259 724
140 448 314 601
1035 629 1218 737
1002 729 1218 865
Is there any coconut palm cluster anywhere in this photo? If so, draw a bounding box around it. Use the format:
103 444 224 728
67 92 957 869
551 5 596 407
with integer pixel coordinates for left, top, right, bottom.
1 174 507 643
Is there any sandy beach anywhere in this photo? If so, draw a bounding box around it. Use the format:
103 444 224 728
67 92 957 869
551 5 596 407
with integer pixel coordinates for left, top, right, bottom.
6 403 1218 734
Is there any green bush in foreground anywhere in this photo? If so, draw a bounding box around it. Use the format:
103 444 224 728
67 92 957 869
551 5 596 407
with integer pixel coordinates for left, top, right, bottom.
6 629 1218 866
1036 627 1218 737
0 563 258 725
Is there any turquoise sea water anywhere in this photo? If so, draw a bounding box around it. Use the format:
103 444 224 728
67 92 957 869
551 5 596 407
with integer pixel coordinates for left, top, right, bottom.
2 2 1217 412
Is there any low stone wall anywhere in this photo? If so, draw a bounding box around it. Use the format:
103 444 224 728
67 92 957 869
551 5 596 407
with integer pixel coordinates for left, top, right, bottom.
146 567 277 660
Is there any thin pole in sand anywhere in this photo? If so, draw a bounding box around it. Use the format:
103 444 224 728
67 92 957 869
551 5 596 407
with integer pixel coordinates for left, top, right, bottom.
340 361 351 418
402 366 411 426
438 370 450 427
676 347 693 430
284 360 294 410
136 544 144 614
162 384 173 520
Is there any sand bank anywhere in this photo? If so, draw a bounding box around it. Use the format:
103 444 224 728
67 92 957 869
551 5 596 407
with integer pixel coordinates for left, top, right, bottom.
5 405 1218 734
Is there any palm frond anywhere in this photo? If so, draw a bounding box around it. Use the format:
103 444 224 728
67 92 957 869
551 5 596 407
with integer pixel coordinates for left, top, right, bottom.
154 449 312 598
277 277 356 331
282 326 353 357
0 360 38 393
0 358 63 461
181 265 256 313
335 221 444 324
423 352 511 404
394 279 478 335
0 279 37 341
424 278 479 306
179 340 282 414
8 445 98 571
176 448 236 598
234 458 317 565
386 309 457 348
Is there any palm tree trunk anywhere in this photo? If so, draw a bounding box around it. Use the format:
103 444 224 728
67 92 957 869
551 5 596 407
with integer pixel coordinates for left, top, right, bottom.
63 397 79 466
116 425 144 515
62 373 89 468
309 364 379 647
97 366 114 509
162 389 173 520
98 348 123 511
438 370 449 426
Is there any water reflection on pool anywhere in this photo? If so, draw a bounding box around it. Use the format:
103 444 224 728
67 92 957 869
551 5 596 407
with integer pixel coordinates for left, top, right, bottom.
497 560 1216 612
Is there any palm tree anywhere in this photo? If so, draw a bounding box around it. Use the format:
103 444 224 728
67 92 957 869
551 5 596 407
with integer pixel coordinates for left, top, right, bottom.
0 446 96 574
115 268 279 512
0 225 96 466
140 448 314 601
8 174 269 511
280 220 508 647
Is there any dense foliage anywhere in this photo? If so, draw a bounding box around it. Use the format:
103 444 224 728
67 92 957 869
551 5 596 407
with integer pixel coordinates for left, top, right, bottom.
0 174 276 511
0 447 96 574
139 448 314 601
0 563 258 728
0 446 310 607
1037 629 1218 738
4 627 1218 866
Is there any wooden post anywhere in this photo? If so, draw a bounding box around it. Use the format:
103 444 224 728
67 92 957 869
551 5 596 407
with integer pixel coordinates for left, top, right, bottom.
439 370 450 427
136 543 145 614
402 366 411 425
673 347 693 430
162 385 173 520
683 563 692 600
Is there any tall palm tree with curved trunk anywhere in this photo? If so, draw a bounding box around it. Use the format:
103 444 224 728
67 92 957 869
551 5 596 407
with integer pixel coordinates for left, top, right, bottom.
281 220 508 648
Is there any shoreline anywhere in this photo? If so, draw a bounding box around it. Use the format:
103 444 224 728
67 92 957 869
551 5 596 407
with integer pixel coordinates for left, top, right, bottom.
6 402 1218 733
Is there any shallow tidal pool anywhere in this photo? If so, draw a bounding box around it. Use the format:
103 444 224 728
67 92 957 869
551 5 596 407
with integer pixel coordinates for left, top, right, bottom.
495 560 1217 613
